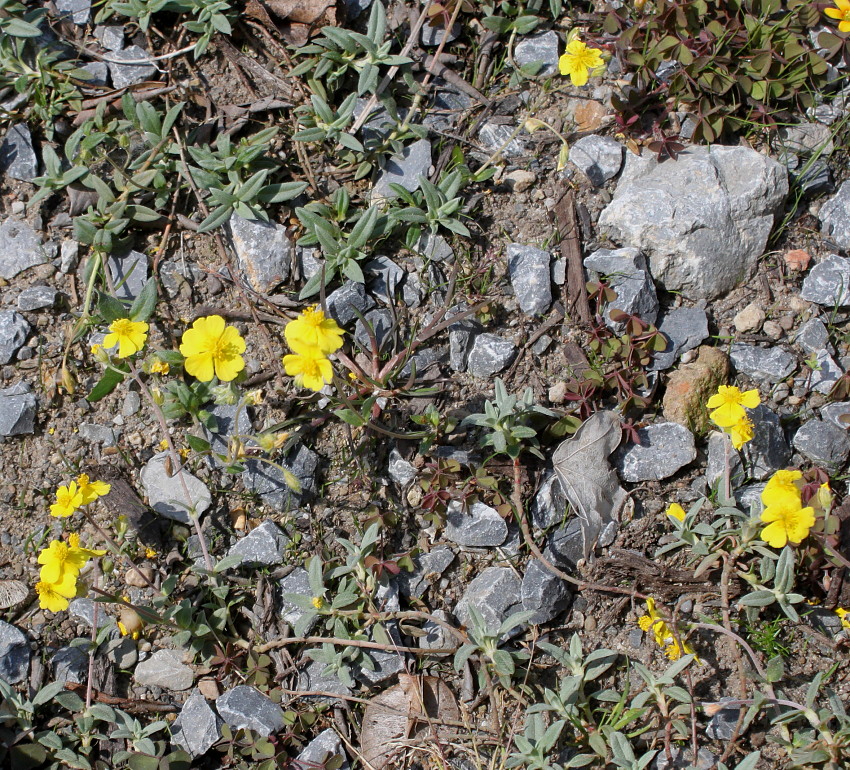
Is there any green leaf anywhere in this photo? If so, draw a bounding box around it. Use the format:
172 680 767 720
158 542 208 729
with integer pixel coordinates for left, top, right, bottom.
186 435 211 453
765 655 784 683
129 278 158 322
335 408 367 427
97 291 128 323
198 204 234 233
87 366 127 402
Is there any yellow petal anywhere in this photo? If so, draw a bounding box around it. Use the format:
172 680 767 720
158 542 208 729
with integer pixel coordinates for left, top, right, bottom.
185 353 215 382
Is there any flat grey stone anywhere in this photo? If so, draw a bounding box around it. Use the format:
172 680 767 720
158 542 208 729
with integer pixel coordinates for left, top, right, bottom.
598 147 788 299
794 317 831 354
0 124 38 181
372 139 432 202
354 97 392 144
615 422 696 482
226 520 289 567
354 308 393 350
96 25 124 51
543 518 584 572
134 649 193 691
584 247 658 328
415 231 454 262
448 310 480 373
397 546 455 598
730 343 796 382
365 256 405 304
81 61 108 87
78 423 120 446
445 501 508 547
297 728 350 770
779 122 834 156
296 660 353 703
297 247 322 282
203 402 252 469
104 637 137 669
107 249 149 301
820 181 850 250
514 31 560 77
794 160 832 196
69 598 114 630
17 285 58 311
801 253 850 306
388 448 417 486
531 471 567 530
507 244 552 316
140 451 212 523
400 344 448 378
650 307 709 370
0 621 29 684
705 698 742 741
706 431 745 491
805 606 846 638
59 240 79 273
793 418 850 472
52 645 88 684
356 633 407 686
570 136 624 187
107 46 157 89
228 214 292 294
421 20 460 46
420 609 453 655
478 122 526 158
216 686 284 737
744 405 791 481
466 333 517 378
521 559 572 624
56 0 90 24
810 349 843 394
0 218 56 279
279 567 319 634
0 382 36 436
735 483 766 510
325 280 375 326
0 311 30 365
242 444 319 510
821 401 850 429
171 691 222 758
653 748 718 770
455 566 522 634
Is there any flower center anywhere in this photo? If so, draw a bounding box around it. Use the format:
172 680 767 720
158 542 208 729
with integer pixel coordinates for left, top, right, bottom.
302 357 322 377
112 319 134 336
210 336 239 360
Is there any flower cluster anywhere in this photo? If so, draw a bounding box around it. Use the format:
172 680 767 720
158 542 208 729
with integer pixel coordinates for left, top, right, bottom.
282 306 345 392
50 474 111 518
35 534 105 612
707 385 760 450
637 598 697 661
559 38 604 87
180 315 246 382
759 470 816 549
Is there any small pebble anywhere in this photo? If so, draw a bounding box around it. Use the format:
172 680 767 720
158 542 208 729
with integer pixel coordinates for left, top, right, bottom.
773 382 790 402
10 201 25 215
762 320 783 340
788 395 804 406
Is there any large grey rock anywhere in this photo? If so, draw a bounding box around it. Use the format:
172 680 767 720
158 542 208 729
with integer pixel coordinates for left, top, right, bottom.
821 401 850 430
297 728 350 770
242 444 319 510
216 686 285 737
80 61 109 87
140 451 212 523
229 214 292 294
0 621 29 684
96 25 124 51
616 422 696 482
598 147 788 299
651 307 709 370
52 645 88 684
415 231 454 262
0 311 30 365
794 317 831 354
325 280 375 326
466 333 517 378
507 244 552 316
514 31 560 77
171 691 222 758
226 520 289 567
570 136 624 187
744 405 791 480
107 249 149 301
356 629 407 686
18 285 58 311
729 343 796 382
78 423 120 446
69 598 115 630
779 122 834 156
372 139 432 202
478 122 526 158
365 256 405 304
793 418 850 472
134 649 194 691
354 308 393 350
278 567 319 634
397 546 455 598
521 559 572 624
801 254 850 307
445 501 508 547
0 382 36 436
388 447 417 486
419 609 453 655
56 0 90 24
455 567 522 634
820 181 850 250
448 312 480 373
104 637 137 669
810 349 843 394
706 431 745 491
296 660 353 703
584 247 658 328
705 698 742 741
531 471 567 530
0 218 56 279
0 124 38 181
107 46 157 89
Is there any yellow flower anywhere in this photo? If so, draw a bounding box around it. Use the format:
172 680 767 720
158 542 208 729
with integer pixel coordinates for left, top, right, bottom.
825 0 850 32
35 573 78 612
90 343 102 355
158 439 169 451
726 415 754 450
145 547 158 559
760 494 815 549
68 532 106 560
638 598 698 661
283 346 334 391
762 470 803 505
706 385 760 428
312 596 325 610
285 306 344 355
117 621 141 640
76 474 111 505
103 318 149 358
38 535 105 584
50 481 84 518
836 608 850 630
180 315 246 382
666 503 686 522
150 359 170 375
558 39 605 87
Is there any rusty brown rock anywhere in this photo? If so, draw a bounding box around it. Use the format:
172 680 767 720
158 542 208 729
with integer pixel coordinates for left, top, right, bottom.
662 346 730 435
